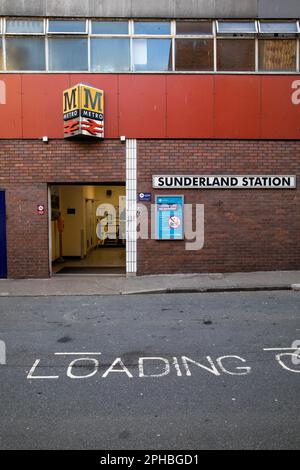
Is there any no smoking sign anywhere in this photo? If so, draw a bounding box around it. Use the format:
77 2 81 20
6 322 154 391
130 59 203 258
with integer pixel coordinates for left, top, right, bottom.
37 204 45 215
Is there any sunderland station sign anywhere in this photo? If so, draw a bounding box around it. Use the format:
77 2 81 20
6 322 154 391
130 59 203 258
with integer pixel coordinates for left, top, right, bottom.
153 175 297 189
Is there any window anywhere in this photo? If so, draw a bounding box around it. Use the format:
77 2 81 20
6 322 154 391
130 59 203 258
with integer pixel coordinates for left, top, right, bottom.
91 21 128 35
217 39 255 71
133 39 172 71
6 37 45 70
176 39 213 71
48 20 86 33
259 40 297 71
6 19 44 34
1 17 300 73
259 21 298 35
48 38 88 71
134 21 171 35
0 39 3 69
91 38 130 72
176 21 213 35
217 21 257 35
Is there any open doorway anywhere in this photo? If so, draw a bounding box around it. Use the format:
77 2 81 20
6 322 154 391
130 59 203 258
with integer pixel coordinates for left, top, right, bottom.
50 184 126 275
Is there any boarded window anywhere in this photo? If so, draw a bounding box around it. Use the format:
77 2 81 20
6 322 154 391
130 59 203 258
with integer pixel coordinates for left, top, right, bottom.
176 39 214 71
259 40 297 71
217 39 255 71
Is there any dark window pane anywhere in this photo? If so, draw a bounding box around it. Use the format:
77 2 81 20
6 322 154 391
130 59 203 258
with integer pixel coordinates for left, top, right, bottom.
134 22 171 35
48 20 86 33
6 37 45 70
0 39 3 69
48 38 88 71
91 38 130 72
176 21 213 35
218 21 256 34
133 39 172 71
176 39 213 71
217 39 255 71
91 21 128 34
6 19 44 34
259 40 297 71
260 22 298 34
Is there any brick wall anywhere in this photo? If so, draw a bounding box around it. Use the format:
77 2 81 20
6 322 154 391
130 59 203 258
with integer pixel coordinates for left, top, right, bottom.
0 139 125 278
1 138 299 278
137 140 300 274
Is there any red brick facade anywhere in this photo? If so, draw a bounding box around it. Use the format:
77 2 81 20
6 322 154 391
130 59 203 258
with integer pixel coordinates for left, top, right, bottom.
137 140 300 274
0 139 125 278
0 138 299 278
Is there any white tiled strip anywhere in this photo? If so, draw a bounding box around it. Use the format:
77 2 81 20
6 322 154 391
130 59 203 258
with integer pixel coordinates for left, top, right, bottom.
126 139 137 275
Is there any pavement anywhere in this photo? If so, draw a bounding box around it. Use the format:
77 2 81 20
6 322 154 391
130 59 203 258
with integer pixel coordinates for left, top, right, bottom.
0 270 299 296
0 291 299 450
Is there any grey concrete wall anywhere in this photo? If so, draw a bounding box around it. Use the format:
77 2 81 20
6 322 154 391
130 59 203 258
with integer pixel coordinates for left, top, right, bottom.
0 0 299 19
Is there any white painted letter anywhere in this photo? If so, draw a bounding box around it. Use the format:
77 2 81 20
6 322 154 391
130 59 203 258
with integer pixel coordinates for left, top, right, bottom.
67 358 99 379
276 353 300 373
27 359 59 379
138 357 170 377
181 356 220 376
217 356 251 375
291 80 300 105
102 358 133 378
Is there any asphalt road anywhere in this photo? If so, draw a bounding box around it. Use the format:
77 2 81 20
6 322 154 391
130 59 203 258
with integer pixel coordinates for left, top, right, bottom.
0 291 299 450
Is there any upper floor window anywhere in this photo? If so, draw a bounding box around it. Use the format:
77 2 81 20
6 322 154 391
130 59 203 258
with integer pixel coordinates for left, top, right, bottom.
133 38 172 71
134 21 171 35
176 20 213 35
259 21 299 35
6 36 45 70
6 19 44 34
48 20 87 33
0 17 299 73
91 21 129 35
91 38 130 72
217 21 257 35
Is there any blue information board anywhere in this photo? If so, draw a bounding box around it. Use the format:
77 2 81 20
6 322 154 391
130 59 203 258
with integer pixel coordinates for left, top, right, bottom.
156 195 184 240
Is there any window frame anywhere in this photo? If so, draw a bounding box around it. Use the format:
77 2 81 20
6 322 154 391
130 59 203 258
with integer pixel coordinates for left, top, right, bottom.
47 18 88 35
258 21 299 36
0 17 299 74
216 20 258 36
5 17 46 35
47 35 89 72
5 34 46 71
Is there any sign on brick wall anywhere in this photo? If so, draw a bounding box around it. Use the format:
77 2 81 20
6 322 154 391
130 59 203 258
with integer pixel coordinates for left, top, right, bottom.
63 84 104 139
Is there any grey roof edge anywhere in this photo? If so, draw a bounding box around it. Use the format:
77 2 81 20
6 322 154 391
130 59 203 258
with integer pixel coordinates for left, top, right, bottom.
0 0 299 19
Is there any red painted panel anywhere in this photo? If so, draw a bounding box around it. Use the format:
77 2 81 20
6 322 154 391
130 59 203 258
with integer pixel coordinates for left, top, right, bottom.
166 75 214 138
0 74 300 140
0 74 22 138
22 74 70 138
118 75 167 138
261 76 300 139
69 74 119 138
214 75 261 138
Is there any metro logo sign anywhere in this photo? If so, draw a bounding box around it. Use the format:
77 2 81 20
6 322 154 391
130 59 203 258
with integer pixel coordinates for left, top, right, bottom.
63 84 104 139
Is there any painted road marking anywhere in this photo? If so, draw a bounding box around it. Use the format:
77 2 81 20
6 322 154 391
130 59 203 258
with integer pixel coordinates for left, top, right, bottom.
25 346 300 380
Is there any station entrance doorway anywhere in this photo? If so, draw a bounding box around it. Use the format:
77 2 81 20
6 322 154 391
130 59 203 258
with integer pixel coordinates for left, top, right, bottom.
50 184 126 275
